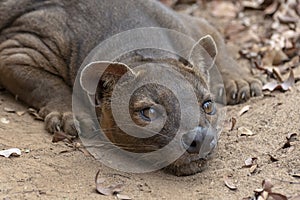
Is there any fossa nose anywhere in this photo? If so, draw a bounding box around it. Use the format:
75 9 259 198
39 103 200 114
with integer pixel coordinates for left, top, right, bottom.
181 127 216 155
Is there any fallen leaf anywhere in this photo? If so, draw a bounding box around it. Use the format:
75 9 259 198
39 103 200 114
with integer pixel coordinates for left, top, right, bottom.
97 185 114 196
260 190 269 199
252 179 288 200
238 105 251 116
224 177 238 190
0 148 21 158
262 179 273 193
0 117 10 124
252 177 291 200
262 70 295 91
268 192 288 200
268 154 279 162
211 1 238 18
95 170 124 196
263 81 281 91
264 1 279 15
287 133 298 142
244 157 258 167
16 111 26 116
273 50 289 65
278 14 298 24
282 132 298 149
239 127 255 136
4 107 15 113
262 48 288 66
249 164 258 174
116 194 132 200
272 68 284 82
242 0 270 9
254 188 264 194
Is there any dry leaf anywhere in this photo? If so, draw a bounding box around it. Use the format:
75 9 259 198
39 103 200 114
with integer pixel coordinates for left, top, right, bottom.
268 154 279 162
16 111 26 116
242 0 267 9
116 194 132 200
263 81 281 91
238 105 251 116
272 68 283 82
239 127 255 136
95 170 124 196
264 1 279 15
244 157 258 167
287 133 297 142
262 48 289 66
0 148 21 158
252 179 288 200
4 107 15 113
273 50 289 65
224 177 238 190
282 132 298 149
262 180 273 193
249 164 258 174
262 70 295 91
278 14 298 24
97 185 114 196
0 117 10 124
268 193 288 200
211 1 238 18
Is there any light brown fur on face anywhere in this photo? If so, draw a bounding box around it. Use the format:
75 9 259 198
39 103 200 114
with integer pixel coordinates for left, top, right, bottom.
88 56 219 175
0 0 262 176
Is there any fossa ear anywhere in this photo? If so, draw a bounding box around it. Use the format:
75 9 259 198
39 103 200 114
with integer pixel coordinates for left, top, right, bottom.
80 61 136 95
80 61 136 106
188 35 218 74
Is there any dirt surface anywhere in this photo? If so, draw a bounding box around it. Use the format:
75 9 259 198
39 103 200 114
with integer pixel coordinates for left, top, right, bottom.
1 1 300 200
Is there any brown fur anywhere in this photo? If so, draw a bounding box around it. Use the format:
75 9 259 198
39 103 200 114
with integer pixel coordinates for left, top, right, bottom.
0 0 262 175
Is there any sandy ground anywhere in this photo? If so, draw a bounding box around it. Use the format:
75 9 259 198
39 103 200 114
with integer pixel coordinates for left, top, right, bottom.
1 82 300 200
1 1 300 200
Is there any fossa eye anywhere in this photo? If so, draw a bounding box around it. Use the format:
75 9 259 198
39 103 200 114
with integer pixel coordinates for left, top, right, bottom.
140 107 158 121
202 100 216 115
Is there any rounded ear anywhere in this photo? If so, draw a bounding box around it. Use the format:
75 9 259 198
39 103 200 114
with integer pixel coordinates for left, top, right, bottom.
79 61 136 95
188 35 218 73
